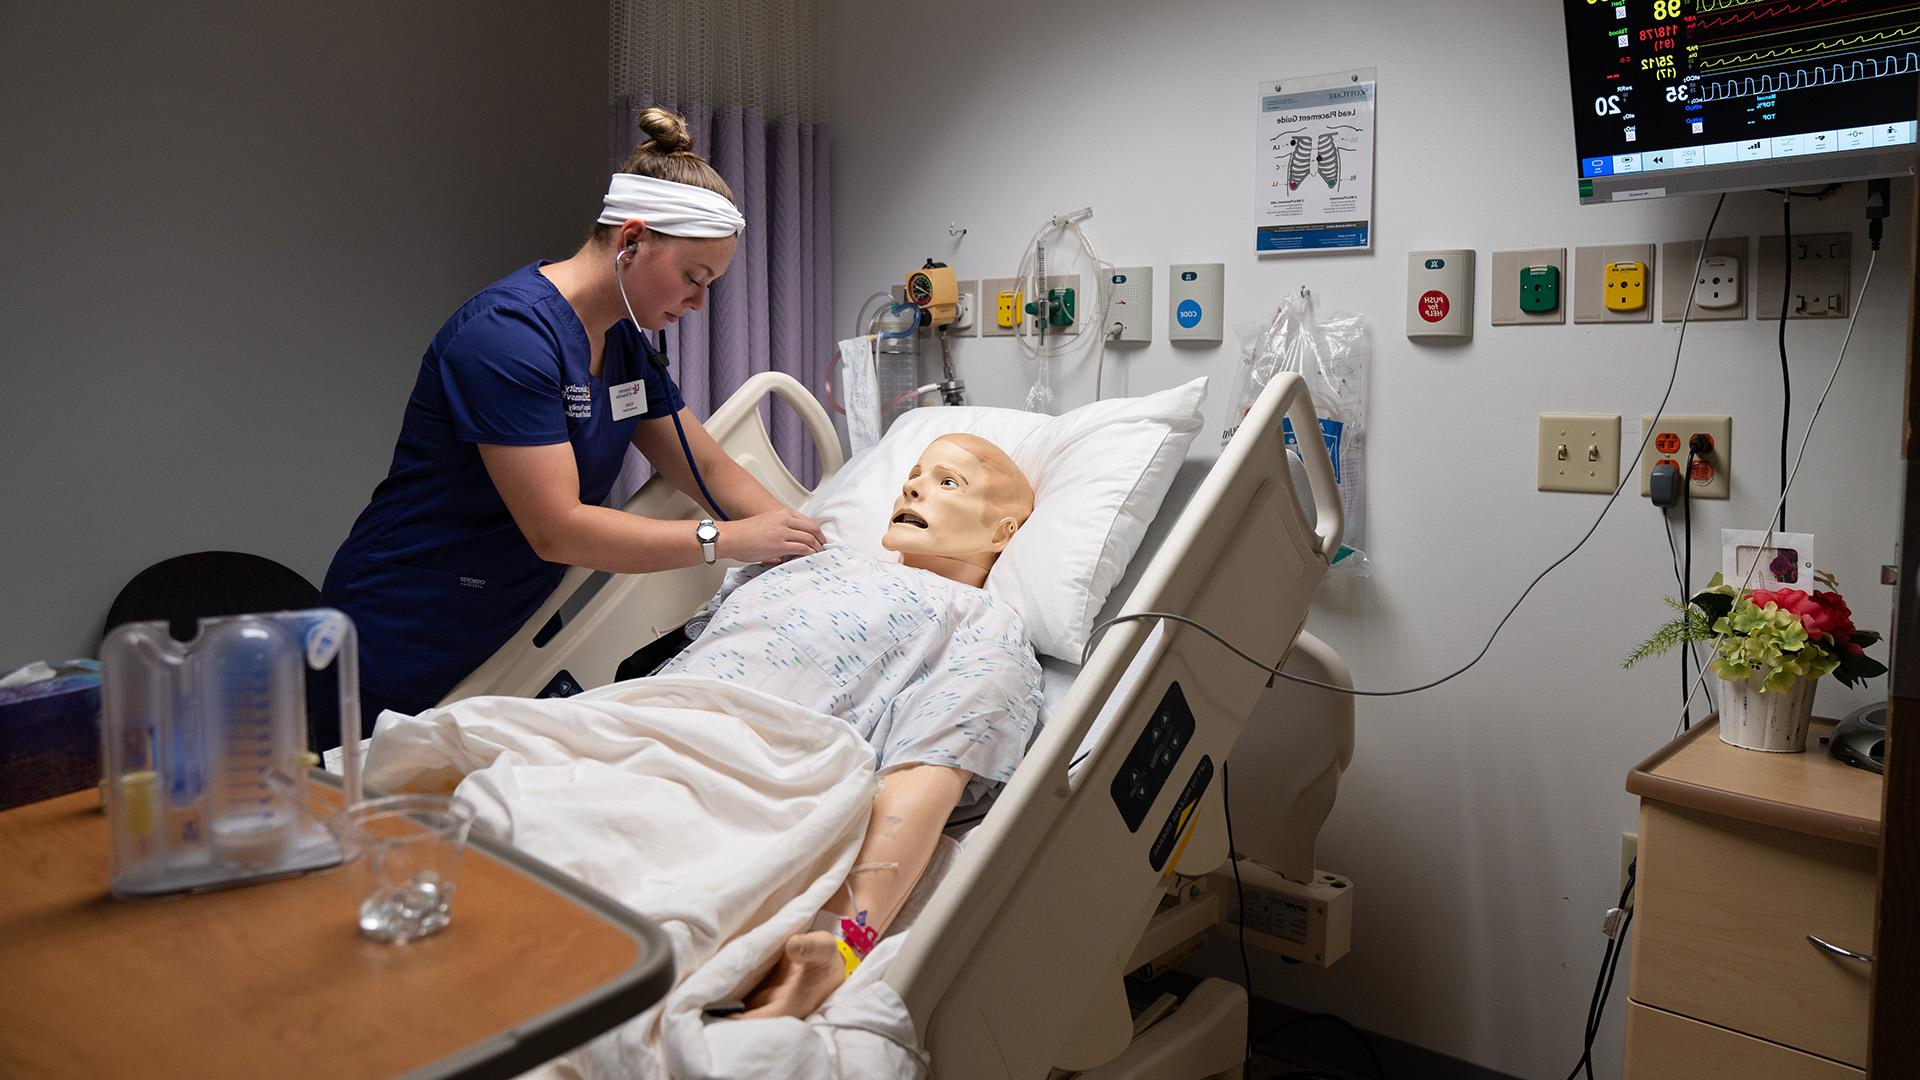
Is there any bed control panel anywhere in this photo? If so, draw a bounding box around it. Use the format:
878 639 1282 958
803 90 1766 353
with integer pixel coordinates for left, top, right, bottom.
1111 681 1197 833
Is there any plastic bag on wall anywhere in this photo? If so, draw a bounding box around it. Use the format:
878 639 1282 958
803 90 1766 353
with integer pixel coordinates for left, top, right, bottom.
1224 292 1371 575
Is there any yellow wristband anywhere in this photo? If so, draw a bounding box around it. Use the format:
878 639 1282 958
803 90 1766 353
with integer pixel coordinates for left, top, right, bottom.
835 938 862 979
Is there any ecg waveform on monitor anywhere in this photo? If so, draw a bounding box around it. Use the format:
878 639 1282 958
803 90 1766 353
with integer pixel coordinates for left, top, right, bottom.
1696 0 1850 30
1692 48 1920 99
1697 0 1843 17
1686 2 1920 102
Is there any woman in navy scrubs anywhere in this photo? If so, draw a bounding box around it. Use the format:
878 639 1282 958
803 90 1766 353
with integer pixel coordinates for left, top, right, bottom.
320 109 823 736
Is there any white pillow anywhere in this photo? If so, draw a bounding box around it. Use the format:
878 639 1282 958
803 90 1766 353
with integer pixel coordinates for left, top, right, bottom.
802 378 1208 662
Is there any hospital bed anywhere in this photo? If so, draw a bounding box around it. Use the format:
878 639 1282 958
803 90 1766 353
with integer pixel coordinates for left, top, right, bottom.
445 370 1350 1079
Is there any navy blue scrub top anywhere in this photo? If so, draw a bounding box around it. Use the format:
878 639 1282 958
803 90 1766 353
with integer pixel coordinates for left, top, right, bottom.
320 262 685 710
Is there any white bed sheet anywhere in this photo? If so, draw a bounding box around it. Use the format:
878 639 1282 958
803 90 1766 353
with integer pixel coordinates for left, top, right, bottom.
359 676 929 1080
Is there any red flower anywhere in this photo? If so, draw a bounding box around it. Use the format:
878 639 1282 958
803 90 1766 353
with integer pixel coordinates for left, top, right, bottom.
1811 591 1857 645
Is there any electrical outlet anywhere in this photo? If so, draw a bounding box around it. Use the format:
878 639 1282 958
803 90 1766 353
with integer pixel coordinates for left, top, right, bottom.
1491 248 1566 325
1756 232 1850 319
1573 243 1655 323
1638 414 1731 500
1538 413 1621 494
1662 237 1748 321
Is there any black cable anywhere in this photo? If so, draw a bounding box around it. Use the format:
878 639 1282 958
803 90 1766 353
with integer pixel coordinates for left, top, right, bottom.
1221 763 1254 1075
1681 449 1696 731
1776 194 1791 533
1563 861 1635 1080
654 329 730 521
1663 517 1716 741
1253 1011 1388 1080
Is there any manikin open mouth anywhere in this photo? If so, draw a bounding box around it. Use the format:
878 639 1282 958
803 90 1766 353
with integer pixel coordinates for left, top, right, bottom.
891 510 928 529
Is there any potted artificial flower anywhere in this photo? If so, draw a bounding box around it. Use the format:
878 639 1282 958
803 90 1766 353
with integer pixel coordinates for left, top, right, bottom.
1625 572 1887 752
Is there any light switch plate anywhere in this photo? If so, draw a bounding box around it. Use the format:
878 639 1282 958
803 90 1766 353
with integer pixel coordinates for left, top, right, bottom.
1538 413 1621 494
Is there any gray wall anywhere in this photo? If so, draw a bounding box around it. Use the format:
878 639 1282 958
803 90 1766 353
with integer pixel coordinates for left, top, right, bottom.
1 2 608 667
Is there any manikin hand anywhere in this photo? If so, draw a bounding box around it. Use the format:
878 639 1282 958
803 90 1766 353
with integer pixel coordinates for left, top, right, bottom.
717 508 825 565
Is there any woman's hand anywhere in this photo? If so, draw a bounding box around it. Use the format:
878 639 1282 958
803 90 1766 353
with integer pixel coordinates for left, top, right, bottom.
715 509 826 565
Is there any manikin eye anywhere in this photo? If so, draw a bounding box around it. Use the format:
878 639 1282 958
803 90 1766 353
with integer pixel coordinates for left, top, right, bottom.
940 477 958 488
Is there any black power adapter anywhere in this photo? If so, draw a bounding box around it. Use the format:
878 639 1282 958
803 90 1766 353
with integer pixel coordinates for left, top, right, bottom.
1649 460 1682 508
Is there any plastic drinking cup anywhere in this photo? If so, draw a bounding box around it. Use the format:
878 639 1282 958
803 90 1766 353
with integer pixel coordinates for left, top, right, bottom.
330 794 476 944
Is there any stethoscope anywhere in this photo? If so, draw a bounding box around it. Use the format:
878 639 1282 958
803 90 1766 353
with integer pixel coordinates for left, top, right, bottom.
617 241 730 521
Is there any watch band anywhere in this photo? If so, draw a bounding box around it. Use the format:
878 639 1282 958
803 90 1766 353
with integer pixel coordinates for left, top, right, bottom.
697 518 718 564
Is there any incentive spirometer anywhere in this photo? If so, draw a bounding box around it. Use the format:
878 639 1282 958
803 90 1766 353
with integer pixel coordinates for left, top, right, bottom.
100 609 363 897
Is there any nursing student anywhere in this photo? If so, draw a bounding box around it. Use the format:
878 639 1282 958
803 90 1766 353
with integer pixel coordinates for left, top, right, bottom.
320 108 823 736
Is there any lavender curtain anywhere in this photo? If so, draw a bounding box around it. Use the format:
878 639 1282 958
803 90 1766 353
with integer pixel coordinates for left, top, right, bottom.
608 98 833 504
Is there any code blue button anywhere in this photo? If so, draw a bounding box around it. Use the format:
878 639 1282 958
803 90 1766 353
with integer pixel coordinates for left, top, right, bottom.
1176 299 1202 328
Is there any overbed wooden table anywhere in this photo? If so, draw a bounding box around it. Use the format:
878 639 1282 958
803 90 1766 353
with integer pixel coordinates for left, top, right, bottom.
0 775 672 1079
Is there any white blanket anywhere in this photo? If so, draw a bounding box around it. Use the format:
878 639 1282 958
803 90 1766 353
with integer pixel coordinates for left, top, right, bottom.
361 675 930 1079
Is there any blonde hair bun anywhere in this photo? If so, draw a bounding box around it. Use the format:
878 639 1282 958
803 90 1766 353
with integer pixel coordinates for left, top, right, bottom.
636 107 696 155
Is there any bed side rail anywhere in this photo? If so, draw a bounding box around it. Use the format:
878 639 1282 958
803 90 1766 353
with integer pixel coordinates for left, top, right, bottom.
882 372 1340 1077
441 372 844 704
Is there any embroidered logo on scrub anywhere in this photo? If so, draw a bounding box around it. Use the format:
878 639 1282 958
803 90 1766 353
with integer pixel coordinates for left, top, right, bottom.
565 383 592 419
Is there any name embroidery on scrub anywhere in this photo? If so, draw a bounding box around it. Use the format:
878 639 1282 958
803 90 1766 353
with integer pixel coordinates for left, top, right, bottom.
565 383 592 419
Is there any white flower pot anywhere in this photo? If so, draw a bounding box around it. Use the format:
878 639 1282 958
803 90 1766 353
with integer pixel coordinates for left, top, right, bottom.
1717 674 1817 752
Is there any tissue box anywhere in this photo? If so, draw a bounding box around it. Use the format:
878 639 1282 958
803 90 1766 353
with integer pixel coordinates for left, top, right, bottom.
0 660 102 810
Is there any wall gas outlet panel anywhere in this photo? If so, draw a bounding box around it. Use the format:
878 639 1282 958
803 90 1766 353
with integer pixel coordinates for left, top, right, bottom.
1108 266 1153 342
1661 237 1748 322
1168 263 1224 343
1603 260 1649 312
1574 243 1654 323
1406 250 1474 339
1519 265 1560 313
1491 247 1566 325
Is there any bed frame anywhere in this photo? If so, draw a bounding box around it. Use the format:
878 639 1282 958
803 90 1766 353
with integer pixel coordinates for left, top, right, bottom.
447 370 1345 1079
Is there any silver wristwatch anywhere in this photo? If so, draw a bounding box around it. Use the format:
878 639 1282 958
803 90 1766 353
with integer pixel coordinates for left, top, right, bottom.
695 518 719 564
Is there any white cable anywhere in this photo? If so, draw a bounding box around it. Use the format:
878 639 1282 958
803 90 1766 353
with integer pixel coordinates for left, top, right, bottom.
1012 208 1114 412
1663 515 1718 715
1669 245 1880 733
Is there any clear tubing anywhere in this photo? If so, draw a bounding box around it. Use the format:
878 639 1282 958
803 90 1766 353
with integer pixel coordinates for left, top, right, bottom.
1011 208 1114 413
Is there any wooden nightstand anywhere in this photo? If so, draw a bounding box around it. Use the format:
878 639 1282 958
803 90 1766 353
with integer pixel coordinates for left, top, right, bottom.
1622 717 1883 1079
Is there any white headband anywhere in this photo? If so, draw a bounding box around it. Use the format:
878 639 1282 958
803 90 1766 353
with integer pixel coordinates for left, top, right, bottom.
597 173 745 238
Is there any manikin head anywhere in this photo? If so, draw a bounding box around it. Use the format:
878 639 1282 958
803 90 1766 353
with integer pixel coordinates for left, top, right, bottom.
882 434 1035 589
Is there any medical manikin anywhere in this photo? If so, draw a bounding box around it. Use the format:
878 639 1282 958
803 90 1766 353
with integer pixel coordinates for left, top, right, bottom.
661 433 1040 1020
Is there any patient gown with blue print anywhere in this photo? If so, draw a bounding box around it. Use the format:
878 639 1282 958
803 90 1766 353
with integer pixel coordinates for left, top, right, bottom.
660 546 1043 805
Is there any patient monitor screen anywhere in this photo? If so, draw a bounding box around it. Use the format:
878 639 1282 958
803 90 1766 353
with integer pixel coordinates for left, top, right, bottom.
1562 0 1920 203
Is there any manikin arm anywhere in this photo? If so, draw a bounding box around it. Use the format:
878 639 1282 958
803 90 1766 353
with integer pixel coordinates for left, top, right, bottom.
740 764 969 1019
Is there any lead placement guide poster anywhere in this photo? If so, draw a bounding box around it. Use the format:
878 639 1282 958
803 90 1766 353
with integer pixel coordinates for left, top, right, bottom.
1256 68 1376 253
